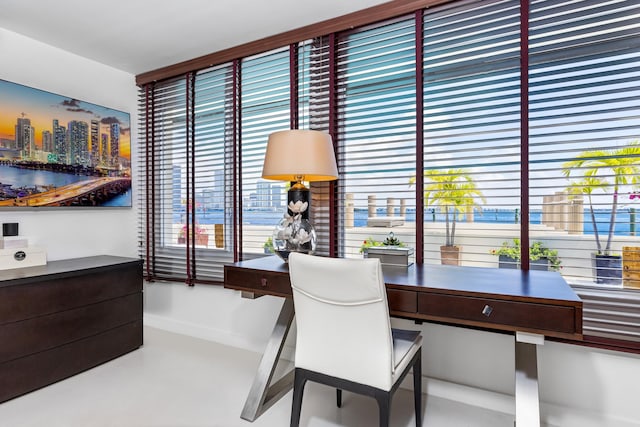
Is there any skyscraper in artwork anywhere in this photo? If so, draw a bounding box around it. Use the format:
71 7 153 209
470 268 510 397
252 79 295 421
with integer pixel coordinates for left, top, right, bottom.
42 130 53 153
15 116 34 159
68 120 89 165
110 123 120 166
53 119 67 163
90 120 100 167
101 133 109 166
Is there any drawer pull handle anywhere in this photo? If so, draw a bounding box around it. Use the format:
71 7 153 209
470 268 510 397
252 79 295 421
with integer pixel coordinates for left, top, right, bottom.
482 305 493 317
261 278 268 287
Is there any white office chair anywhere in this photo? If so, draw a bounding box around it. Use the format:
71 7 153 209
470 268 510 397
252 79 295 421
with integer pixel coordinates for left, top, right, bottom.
288 253 423 427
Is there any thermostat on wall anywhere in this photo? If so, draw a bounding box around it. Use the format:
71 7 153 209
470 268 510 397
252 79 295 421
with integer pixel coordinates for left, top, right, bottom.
2 223 18 237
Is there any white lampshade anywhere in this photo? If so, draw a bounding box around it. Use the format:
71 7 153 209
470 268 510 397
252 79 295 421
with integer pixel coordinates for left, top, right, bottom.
262 130 338 182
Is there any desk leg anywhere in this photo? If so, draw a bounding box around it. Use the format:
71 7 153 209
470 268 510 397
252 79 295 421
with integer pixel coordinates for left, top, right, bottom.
241 298 295 422
515 332 543 427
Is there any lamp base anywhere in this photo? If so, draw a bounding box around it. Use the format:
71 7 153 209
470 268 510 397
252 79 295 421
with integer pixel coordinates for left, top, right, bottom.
274 249 314 263
272 216 316 262
287 184 310 219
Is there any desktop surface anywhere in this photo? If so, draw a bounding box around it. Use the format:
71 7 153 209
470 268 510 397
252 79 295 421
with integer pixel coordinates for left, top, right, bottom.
224 255 583 340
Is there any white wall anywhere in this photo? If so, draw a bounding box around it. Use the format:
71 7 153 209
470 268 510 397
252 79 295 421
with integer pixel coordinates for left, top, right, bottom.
0 28 138 260
4 27 639 427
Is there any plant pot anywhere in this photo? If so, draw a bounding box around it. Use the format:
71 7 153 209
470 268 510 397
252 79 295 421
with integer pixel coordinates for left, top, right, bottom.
195 234 208 247
530 258 551 271
498 255 518 269
498 255 550 271
440 245 460 266
591 253 622 285
365 246 414 267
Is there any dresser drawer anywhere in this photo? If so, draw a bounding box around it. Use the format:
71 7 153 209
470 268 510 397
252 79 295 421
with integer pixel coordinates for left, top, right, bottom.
0 293 141 363
225 268 292 297
418 292 577 335
0 262 141 324
0 321 142 403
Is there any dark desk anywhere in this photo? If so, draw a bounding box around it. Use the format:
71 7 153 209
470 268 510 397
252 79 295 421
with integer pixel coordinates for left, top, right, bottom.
224 256 583 425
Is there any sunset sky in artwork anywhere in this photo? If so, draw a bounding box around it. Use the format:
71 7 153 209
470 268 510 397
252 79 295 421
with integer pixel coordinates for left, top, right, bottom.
0 79 131 159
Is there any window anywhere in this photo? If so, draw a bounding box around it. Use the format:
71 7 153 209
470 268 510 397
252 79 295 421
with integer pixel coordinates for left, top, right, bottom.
528 0 640 284
335 17 417 258
422 0 522 267
138 64 234 283
239 48 291 257
137 0 640 348
528 0 640 345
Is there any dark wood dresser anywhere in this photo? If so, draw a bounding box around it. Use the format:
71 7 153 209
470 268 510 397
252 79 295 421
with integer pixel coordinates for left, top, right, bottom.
0 255 143 403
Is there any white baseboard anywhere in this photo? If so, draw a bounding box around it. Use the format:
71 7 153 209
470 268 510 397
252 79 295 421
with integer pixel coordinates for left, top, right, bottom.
421 377 514 415
542 402 640 427
143 313 262 354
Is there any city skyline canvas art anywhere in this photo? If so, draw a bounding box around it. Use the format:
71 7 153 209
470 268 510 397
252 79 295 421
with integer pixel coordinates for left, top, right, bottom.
0 79 131 207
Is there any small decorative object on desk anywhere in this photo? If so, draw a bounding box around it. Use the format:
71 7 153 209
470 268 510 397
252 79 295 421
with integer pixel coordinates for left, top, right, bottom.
362 232 413 267
272 200 316 262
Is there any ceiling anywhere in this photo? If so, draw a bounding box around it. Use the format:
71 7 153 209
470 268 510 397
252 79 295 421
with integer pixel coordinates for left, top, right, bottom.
0 0 390 76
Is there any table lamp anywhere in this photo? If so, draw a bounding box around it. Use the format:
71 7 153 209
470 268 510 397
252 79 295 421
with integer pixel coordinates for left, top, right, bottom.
262 129 338 261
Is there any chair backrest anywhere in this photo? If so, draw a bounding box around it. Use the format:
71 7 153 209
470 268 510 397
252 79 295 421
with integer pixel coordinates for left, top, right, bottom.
288 253 395 390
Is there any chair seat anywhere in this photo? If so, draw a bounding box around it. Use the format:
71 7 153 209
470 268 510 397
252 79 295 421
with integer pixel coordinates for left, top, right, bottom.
391 328 422 384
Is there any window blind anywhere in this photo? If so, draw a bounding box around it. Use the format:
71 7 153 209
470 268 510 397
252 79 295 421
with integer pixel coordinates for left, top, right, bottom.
301 38 334 256
137 63 235 283
191 65 236 279
422 0 522 266
138 77 188 281
334 17 418 258
239 48 291 257
136 0 640 350
528 0 640 342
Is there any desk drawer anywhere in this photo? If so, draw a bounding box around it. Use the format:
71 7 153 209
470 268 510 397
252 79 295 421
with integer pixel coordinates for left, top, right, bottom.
387 289 417 313
418 293 576 335
225 268 291 296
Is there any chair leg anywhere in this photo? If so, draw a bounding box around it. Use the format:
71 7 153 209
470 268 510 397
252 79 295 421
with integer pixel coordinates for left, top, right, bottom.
413 348 422 427
375 391 391 427
290 369 307 427
336 389 342 408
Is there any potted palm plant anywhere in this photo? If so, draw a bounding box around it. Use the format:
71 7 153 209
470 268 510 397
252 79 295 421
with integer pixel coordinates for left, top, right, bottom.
563 141 640 284
412 169 485 265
